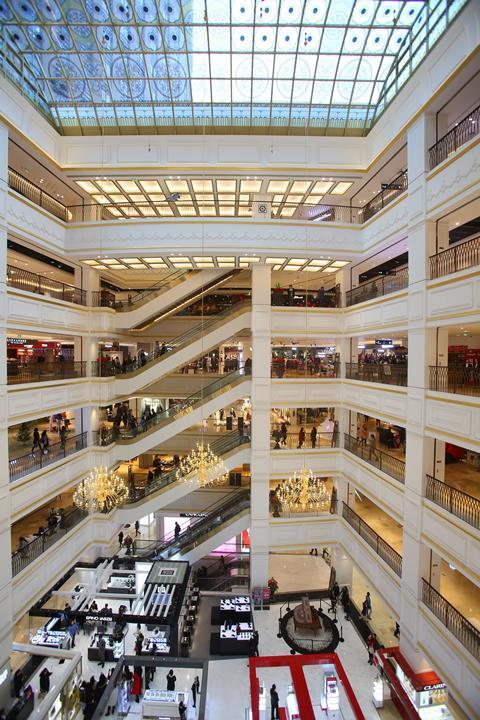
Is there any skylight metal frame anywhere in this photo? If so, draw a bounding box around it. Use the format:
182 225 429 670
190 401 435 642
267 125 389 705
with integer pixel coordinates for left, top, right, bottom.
0 0 468 136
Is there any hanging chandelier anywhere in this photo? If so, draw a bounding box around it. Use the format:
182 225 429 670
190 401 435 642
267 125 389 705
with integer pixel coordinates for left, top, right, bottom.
276 465 329 513
176 442 229 488
73 465 129 513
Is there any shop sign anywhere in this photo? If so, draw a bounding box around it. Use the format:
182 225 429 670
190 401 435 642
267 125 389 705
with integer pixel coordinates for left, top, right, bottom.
422 683 446 691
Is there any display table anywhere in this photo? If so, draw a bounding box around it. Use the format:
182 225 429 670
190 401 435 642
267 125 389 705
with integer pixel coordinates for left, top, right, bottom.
106 574 135 593
146 632 170 654
219 595 251 622
142 689 188 718
218 622 253 655
87 633 124 662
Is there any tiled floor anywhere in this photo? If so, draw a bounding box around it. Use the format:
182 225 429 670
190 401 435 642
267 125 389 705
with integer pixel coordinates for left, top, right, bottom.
8 418 76 459
444 459 480 499
269 553 332 594
351 567 399 648
11 489 75 549
439 561 480 630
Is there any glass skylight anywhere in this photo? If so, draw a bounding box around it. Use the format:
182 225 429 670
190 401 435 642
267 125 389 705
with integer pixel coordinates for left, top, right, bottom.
0 0 468 135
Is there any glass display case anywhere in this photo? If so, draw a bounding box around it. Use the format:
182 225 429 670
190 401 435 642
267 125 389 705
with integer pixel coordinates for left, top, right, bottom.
142 690 188 719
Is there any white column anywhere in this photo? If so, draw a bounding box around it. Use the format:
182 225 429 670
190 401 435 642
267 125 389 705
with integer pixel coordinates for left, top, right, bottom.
250 266 271 588
0 121 12 677
400 113 440 672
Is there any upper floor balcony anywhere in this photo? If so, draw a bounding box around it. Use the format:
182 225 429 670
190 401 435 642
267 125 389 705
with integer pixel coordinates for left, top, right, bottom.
429 233 480 280
7 265 86 306
345 267 409 307
8 165 407 228
428 102 480 171
429 365 480 397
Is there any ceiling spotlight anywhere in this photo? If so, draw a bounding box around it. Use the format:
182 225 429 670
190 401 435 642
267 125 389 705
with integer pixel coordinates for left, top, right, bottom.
167 193 181 201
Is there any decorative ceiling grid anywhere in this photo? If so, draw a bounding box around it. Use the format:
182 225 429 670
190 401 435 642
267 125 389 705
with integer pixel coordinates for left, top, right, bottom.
74 173 354 217
81 254 350 271
0 0 468 135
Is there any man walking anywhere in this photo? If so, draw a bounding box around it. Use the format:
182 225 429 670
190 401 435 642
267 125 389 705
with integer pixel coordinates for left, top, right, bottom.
270 684 280 720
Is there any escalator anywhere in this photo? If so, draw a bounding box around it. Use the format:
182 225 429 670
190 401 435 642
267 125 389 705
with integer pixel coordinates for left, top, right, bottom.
115 431 251 521
100 366 251 460
133 490 250 564
95 299 251 395
111 268 239 329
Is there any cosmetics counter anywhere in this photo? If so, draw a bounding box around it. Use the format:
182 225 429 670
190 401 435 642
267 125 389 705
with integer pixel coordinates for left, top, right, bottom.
142 689 189 719
211 595 255 656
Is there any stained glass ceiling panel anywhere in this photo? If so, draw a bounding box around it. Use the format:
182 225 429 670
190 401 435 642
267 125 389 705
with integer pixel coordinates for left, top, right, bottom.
0 0 468 136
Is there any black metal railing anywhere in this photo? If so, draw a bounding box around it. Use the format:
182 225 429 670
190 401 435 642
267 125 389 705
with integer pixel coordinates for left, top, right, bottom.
92 270 190 309
11 507 88 577
429 365 480 396
360 171 408 222
8 168 71 222
425 475 480 530
345 362 408 386
271 284 340 308
346 267 408 306
92 300 250 377
344 433 405 484
96 366 249 445
342 502 402 577
429 103 480 169
7 265 86 305
429 234 480 279
124 432 250 503
9 431 88 482
134 490 250 560
271 360 339 379
7 360 87 385
422 579 480 661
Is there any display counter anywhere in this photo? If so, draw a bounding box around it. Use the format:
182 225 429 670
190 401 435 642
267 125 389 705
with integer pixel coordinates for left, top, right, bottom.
219 595 251 622
218 622 253 655
87 633 124 662
142 689 188 718
286 688 300 720
146 632 170 654
106 574 136 593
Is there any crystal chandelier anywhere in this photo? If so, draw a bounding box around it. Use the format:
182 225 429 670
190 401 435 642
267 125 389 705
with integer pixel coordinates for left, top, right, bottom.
176 442 229 488
276 465 329 513
73 465 129 513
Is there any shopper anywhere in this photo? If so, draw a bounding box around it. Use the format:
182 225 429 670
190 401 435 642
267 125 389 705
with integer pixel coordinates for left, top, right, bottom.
394 622 400 638
132 668 142 703
134 520 140 536
118 530 124 548
191 680 197 708
13 669 24 697
105 681 117 716
367 633 377 664
174 522 181 540
97 634 106 667
280 423 287 445
178 700 187 720
68 619 79 648
368 433 377 461
249 630 259 657
32 427 41 454
270 684 280 720
287 284 295 306
40 429 49 452
310 425 317 448
364 591 372 619
359 422 368 446
95 674 107 705
340 586 350 620
39 667 52 695
166 669 176 691
297 427 305 449
124 535 133 555
59 425 67 450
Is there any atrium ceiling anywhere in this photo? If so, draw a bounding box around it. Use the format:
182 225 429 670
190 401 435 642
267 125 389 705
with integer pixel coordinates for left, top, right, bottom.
0 0 469 136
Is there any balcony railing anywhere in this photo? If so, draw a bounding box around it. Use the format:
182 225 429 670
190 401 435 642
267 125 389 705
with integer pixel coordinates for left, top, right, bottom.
346 362 408 387
11 507 88 577
346 267 408 307
344 433 405 484
7 360 87 385
271 285 340 308
429 103 480 169
9 431 88 482
425 475 480 530
429 365 480 397
429 234 480 279
342 502 402 577
8 168 71 222
422 579 480 661
7 265 86 305
271 431 338 450
271 361 339 379
360 170 408 222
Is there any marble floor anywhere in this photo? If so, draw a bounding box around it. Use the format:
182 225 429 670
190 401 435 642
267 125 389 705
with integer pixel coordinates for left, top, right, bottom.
351 568 399 648
440 561 480 630
444 459 480 499
353 493 403 554
8 417 76 459
11 489 75 550
268 553 332 595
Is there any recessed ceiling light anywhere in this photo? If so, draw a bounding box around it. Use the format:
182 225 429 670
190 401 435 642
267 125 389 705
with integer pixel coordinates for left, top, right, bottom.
140 180 161 193
193 256 213 262
108 264 125 270
156 206 174 216
102 258 120 265
303 266 321 272
97 180 118 193
177 205 197 216
288 258 308 264
281 207 296 216
148 264 167 269
192 179 213 193
267 180 289 193
138 206 157 216
121 258 141 262
118 180 139 193
219 206 235 216
217 257 235 262
322 267 337 273
290 181 311 193
82 260 99 265
168 256 190 263
218 262 236 267
166 180 189 193
284 265 302 271
75 180 97 193
265 258 286 264
199 206 216 216
142 257 164 262
128 263 146 269
149 194 166 202
108 194 127 203
92 195 109 204
329 260 349 267
272 264 282 271
312 181 334 194
129 194 147 203
331 181 353 195
240 180 262 193
216 180 236 192
240 256 260 262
